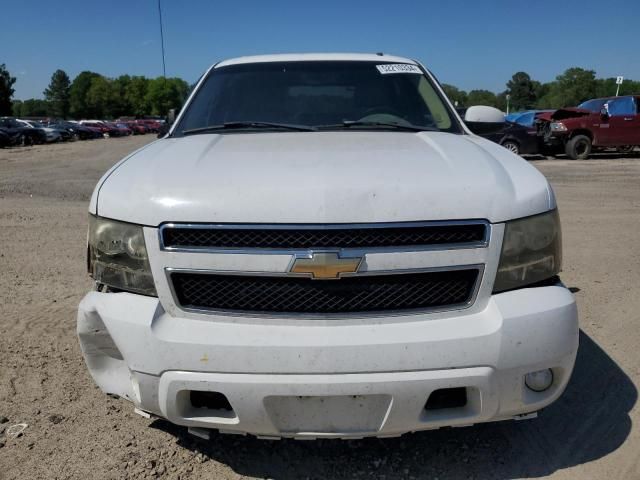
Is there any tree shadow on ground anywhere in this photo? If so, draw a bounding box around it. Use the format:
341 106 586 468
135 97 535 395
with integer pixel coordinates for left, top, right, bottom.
152 331 635 479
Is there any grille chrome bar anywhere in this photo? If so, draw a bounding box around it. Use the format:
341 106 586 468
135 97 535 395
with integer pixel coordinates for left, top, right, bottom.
159 220 490 253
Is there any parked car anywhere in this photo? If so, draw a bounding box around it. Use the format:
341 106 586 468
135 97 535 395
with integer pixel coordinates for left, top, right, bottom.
79 120 120 137
46 121 102 140
460 109 540 155
18 119 71 142
537 95 640 159
111 122 134 136
0 128 12 147
479 121 539 155
0 117 47 145
121 121 147 135
505 110 554 127
78 54 578 439
136 119 162 133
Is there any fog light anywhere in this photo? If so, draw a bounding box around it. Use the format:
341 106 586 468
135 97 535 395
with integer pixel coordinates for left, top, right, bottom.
525 369 554 392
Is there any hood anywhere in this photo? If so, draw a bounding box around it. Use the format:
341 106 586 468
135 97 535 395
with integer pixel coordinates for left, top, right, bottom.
538 108 593 122
94 132 553 226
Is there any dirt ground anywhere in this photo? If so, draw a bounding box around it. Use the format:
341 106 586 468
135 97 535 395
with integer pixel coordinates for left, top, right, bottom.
0 136 639 480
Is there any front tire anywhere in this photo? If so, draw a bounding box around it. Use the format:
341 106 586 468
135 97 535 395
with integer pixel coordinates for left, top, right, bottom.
501 140 520 155
565 135 592 160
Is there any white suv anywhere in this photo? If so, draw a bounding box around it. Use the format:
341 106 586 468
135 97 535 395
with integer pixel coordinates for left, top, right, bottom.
78 53 578 439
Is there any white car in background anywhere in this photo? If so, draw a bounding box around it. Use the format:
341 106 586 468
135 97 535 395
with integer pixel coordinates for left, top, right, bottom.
78 53 578 439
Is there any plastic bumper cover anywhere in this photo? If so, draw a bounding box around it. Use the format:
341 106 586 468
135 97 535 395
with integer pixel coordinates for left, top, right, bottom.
77 285 578 438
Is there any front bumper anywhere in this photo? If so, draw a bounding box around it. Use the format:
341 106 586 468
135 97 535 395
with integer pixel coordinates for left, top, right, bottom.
77 284 578 438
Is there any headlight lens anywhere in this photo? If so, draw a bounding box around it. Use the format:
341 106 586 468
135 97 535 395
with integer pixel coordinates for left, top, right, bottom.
493 210 562 293
87 216 157 296
550 122 567 132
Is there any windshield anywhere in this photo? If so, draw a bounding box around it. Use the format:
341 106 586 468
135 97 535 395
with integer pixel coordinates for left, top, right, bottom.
174 61 462 135
577 98 608 112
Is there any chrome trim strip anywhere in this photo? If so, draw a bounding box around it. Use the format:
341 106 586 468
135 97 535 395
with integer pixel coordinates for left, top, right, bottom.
158 220 491 254
164 264 485 319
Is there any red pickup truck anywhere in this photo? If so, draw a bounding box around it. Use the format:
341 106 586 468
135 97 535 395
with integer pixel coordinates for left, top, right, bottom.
537 95 640 159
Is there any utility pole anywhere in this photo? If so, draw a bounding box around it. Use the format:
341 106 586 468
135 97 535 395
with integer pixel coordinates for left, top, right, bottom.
158 0 166 78
506 94 511 115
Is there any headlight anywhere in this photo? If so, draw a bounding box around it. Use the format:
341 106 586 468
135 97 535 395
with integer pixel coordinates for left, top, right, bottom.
550 122 567 132
493 210 562 293
87 216 157 296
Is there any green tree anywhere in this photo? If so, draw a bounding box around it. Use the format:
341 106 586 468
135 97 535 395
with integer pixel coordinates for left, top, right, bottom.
441 84 467 107
467 89 498 108
495 92 508 112
0 64 17 116
69 71 101 118
505 72 537 111
43 69 71 118
19 99 51 117
86 76 118 118
11 99 23 116
145 77 190 116
537 67 597 108
111 75 133 118
125 76 150 116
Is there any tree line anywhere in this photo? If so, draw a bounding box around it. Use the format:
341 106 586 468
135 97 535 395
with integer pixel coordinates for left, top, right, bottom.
0 64 190 119
1 63 639 119
442 67 640 112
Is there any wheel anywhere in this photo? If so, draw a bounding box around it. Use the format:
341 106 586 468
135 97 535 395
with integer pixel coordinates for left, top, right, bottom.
501 140 520 155
565 135 592 160
616 145 634 154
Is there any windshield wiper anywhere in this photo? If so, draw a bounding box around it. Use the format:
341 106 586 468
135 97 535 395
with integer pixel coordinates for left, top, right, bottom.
318 120 438 132
182 121 316 135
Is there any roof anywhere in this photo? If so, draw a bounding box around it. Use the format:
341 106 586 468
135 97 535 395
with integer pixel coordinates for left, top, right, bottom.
215 53 417 68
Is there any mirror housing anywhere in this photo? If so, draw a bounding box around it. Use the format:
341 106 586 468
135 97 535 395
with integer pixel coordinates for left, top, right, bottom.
157 109 177 138
463 105 506 135
600 107 609 120
157 122 170 138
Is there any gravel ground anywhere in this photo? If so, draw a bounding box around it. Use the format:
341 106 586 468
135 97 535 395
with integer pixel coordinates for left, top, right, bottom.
0 137 639 480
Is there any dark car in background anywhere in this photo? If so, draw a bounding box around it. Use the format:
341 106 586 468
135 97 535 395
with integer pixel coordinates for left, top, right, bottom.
477 121 539 155
458 108 539 155
0 117 48 145
0 129 12 147
537 95 640 159
46 121 102 140
111 123 133 136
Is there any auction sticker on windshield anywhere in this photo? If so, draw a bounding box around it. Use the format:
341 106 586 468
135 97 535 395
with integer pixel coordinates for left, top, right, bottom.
376 64 422 74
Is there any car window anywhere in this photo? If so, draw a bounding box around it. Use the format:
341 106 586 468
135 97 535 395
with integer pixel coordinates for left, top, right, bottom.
175 61 461 134
606 97 636 117
514 112 535 126
578 99 608 112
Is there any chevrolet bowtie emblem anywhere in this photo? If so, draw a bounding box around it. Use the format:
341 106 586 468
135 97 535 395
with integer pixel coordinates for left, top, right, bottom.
289 252 363 279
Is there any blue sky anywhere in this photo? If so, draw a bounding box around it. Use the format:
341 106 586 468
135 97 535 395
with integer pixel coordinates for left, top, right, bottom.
2 0 639 100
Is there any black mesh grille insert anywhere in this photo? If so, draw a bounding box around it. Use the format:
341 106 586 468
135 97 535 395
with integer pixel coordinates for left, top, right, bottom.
171 269 479 314
162 223 486 250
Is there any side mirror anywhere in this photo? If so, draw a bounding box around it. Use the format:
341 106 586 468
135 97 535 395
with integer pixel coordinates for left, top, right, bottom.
600 107 609 120
157 123 170 138
463 105 505 135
